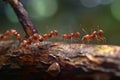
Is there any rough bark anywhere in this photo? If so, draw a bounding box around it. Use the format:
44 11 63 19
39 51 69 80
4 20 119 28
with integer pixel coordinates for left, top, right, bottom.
0 40 120 80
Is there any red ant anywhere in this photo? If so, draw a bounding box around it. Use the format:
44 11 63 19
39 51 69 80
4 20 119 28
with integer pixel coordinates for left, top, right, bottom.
62 32 80 43
21 33 44 47
0 29 22 41
21 30 59 47
42 30 58 39
95 29 106 43
43 30 59 42
82 28 106 44
50 30 59 41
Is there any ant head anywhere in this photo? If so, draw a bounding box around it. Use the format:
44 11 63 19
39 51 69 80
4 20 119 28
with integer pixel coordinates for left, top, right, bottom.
21 40 28 47
50 31 54 35
62 34 67 39
11 29 17 33
70 33 74 37
53 30 58 36
98 29 104 36
75 32 80 37
5 30 10 35
99 29 103 33
84 34 90 39
92 31 97 36
10 29 17 35
33 33 39 40
67 34 72 39
16 33 22 40
43 34 48 39
38 36 44 42
47 33 52 38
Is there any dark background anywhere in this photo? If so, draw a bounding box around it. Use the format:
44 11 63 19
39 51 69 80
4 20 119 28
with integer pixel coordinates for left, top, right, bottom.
0 0 119 45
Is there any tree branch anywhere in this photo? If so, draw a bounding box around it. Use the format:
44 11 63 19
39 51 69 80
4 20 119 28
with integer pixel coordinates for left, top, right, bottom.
4 0 38 37
0 41 120 80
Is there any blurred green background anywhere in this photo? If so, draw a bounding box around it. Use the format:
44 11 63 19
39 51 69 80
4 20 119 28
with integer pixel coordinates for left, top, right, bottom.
0 0 120 45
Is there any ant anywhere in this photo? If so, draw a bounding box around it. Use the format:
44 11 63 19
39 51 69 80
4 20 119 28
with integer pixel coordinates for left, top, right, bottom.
62 32 80 39
95 29 106 43
62 32 80 43
42 30 58 39
82 27 106 44
21 30 59 47
0 29 22 41
50 30 59 41
43 30 60 42
21 33 44 47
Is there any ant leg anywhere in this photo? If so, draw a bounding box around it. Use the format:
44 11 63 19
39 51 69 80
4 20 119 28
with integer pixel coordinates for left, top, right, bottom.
82 38 87 44
81 38 84 44
100 37 106 44
103 37 106 44
56 36 61 42
73 38 77 43
87 39 90 44
95 37 100 44
77 37 81 43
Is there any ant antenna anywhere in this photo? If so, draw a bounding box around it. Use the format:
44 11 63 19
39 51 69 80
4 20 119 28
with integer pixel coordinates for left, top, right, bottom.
90 26 95 34
82 28 88 34
97 25 100 31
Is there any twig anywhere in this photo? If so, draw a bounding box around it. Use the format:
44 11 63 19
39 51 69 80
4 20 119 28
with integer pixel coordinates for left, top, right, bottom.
4 0 38 37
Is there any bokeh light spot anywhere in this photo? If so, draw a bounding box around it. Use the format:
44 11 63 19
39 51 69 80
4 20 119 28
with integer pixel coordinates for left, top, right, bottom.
26 0 58 20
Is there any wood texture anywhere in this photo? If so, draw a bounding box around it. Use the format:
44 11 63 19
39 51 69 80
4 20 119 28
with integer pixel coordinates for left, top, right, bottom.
0 40 120 80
